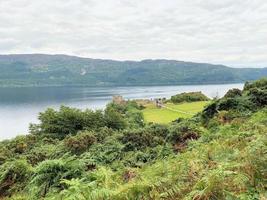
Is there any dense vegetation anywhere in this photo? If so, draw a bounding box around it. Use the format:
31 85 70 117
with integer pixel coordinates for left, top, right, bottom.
170 92 209 103
0 54 267 87
0 78 266 199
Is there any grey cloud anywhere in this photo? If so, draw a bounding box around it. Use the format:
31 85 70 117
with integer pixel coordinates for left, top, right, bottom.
0 0 266 67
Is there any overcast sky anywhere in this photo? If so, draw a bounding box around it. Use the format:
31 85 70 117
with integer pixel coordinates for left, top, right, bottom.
0 0 267 67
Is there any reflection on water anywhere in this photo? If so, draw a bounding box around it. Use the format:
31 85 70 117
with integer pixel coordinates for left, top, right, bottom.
0 83 243 140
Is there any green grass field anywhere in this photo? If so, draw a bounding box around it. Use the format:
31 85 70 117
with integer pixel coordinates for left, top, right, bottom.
142 101 209 124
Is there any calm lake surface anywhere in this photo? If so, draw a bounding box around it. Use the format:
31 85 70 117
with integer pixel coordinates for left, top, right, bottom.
0 83 243 140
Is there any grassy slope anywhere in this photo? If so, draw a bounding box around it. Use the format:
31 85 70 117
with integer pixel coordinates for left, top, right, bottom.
111 109 267 200
47 108 267 200
142 101 209 123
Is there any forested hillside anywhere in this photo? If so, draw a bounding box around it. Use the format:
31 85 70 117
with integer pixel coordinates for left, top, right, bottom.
0 78 266 199
0 54 267 87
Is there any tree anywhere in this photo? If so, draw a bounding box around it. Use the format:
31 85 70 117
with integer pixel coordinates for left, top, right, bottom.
32 106 106 139
104 107 126 130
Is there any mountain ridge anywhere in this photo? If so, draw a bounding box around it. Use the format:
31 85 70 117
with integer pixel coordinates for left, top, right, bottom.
0 54 266 87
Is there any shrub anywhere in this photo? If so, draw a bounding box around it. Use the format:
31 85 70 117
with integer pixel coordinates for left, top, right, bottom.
218 96 255 112
6 135 37 155
32 106 106 139
106 100 142 114
243 78 267 91
125 109 144 128
0 160 32 196
26 144 58 166
93 127 115 142
247 88 267 107
171 91 209 103
120 128 164 151
224 88 242 98
104 107 126 130
123 145 174 167
243 78 267 107
64 131 96 154
168 121 201 145
201 101 218 124
0 146 12 165
29 157 84 198
145 124 169 138
83 138 124 166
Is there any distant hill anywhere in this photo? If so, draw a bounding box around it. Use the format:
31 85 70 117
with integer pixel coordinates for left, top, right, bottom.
0 54 266 87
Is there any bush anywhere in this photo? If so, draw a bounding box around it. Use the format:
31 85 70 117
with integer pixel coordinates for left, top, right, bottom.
0 146 12 165
93 127 115 142
168 121 201 145
224 88 242 98
29 157 84 198
106 100 142 114
145 124 169 138
218 96 255 112
104 107 126 130
201 101 218 124
243 78 267 107
82 138 124 166
125 109 144 128
120 128 165 151
26 144 58 166
64 131 96 154
123 145 174 167
32 106 106 139
248 88 267 107
0 160 32 196
6 135 37 155
243 78 267 91
171 91 209 103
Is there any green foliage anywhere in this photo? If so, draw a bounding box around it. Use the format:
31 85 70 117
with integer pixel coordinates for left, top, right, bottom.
248 87 267 107
186 168 249 200
81 137 124 166
1 78 267 200
93 127 116 142
5 135 37 155
244 78 267 91
125 109 145 128
201 79 267 125
120 128 165 151
0 159 32 196
244 78 267 107
104 107 126 130
64 131 96 154
201 101 218 124
218 96 255 112
33 106 106 139
29 157 85 198
26 143 58 166
54 167 116 200
122 144 174 168
168 120 201 145
171 91 209 104
224 88 242 98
